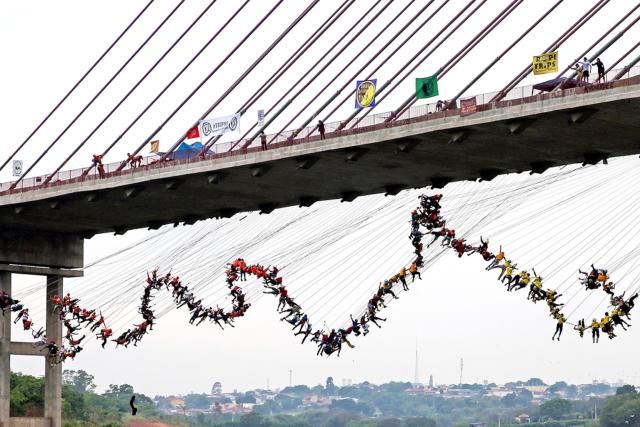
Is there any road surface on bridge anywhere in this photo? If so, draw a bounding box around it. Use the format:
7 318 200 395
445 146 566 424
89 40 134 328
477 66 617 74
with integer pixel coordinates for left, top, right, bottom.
1 78 638 237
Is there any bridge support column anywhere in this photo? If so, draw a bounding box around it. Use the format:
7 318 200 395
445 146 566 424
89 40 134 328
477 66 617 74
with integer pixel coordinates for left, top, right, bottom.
44 276 62 427
0 228 83 427
0 272 10 427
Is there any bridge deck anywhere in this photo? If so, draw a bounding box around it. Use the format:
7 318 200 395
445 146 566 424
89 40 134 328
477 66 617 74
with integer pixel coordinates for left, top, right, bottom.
1 78 639 237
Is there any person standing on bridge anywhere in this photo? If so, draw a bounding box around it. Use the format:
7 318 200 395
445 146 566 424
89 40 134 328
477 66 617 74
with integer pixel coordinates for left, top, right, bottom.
260 131 267 151
92 154 106 178
594 58 606 83
578 57 591 83
318 120 325 140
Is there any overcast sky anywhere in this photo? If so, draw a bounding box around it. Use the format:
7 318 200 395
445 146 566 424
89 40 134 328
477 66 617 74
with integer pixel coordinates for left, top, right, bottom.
2 0 640 397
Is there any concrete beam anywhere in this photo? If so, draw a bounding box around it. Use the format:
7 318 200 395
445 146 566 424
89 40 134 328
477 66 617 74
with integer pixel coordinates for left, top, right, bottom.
479 168 504 182
582 151 609 166
182 215 199 225
207 172 227 184
0 229 83 269
394 139 419 154
10 342 46 357
298 197 317 208
85 192 102 203
506 118 535 135
0 272 10 427
250 165 271 177
568 108 597 124
80 230 97 240
344 148 369 162
258 203 277 214
49 201 62 210
340 191 361 203
384 184 406 196
124 186 143 199
430 176 453 189
112 226 127 236
218 209 238 218
0 264 83 278
529 160 556 175
448 129 472 144
295 156 320 170
147 221 164 230
44 276 62 427
163 180 183 191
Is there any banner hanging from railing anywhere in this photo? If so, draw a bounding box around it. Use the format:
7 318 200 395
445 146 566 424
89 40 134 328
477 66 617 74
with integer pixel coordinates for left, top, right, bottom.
199 113 241 138
460 97 477 116
533 51 558 75
355 79 377 108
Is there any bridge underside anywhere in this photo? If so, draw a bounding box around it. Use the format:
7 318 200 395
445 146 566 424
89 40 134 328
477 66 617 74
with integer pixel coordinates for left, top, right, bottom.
1 83 639 237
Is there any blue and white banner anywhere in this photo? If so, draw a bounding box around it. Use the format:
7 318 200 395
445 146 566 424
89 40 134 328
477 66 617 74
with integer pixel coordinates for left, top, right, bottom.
199 113 241 138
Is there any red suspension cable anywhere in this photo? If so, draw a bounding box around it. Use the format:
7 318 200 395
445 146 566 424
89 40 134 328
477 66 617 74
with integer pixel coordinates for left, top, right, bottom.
112 0 287 171
349 0 484 129
156 0 320 163
81 0 251 179
0 0 155 174
199 0 356 155
226 0 388 152
44 0 220 186
11 1 187 189
393 0 524 120
489 0 611 103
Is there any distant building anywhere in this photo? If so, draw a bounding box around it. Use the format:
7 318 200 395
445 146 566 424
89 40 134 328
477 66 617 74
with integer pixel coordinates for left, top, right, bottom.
443 388 481 399
470 423 487 427
429 375 434 388
514 414 531 424
302 395 332 406
486 387 511 398
211 381 222 394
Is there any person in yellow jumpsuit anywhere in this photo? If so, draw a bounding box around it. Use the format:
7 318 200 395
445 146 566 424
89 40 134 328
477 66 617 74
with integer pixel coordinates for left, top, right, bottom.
552 313 566 341
591 319 600 343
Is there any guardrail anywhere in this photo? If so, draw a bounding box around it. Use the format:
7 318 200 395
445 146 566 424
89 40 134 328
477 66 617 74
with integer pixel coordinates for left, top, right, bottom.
1 65 639 195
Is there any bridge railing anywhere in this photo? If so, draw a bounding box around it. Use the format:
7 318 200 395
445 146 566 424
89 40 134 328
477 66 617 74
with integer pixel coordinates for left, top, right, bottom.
1 65 639 195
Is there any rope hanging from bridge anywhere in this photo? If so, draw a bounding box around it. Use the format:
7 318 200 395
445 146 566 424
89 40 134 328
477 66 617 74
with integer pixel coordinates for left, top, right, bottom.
3 181 638 363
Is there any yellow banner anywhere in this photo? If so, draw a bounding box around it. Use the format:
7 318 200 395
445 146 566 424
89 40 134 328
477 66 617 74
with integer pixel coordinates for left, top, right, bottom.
532 51 558 75
150 140 160 153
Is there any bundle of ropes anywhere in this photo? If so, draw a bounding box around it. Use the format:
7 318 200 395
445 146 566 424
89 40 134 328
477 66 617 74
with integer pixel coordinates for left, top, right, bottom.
2 187 637 364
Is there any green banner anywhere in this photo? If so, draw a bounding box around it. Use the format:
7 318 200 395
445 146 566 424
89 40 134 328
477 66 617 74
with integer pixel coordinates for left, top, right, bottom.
416 75 439 99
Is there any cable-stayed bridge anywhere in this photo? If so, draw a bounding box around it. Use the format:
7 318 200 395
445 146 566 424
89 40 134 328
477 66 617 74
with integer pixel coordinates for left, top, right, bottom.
0 78 639 239
2 1 640 425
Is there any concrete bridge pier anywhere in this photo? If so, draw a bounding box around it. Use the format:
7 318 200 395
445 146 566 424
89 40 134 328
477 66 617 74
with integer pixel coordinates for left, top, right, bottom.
0 230 83 427
43 276 63 427
0 272 11 427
